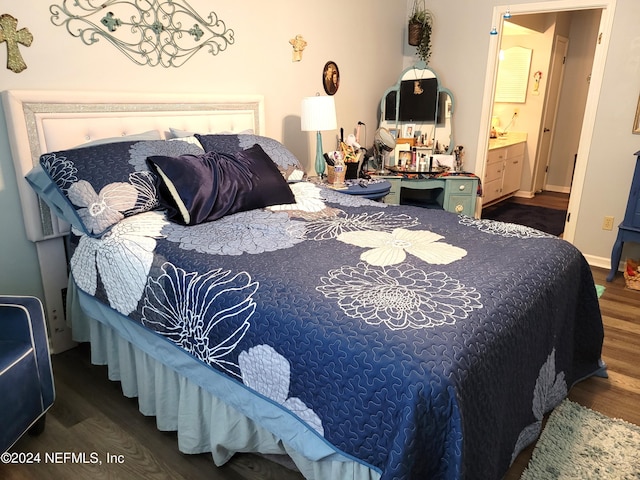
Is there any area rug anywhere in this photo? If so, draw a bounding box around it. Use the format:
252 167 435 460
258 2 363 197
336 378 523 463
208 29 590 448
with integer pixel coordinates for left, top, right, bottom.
520 399 640 479
482 203 567 236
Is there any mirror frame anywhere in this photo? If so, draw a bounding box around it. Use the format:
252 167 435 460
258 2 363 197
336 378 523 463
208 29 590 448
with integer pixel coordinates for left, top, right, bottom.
378 61 455 155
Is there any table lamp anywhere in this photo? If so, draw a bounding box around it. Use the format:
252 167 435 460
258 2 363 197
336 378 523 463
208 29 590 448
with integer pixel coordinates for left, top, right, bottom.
301 94 337 178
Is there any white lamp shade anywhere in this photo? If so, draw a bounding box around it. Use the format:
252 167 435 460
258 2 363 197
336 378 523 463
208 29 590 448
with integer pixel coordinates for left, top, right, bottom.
300 95 337 132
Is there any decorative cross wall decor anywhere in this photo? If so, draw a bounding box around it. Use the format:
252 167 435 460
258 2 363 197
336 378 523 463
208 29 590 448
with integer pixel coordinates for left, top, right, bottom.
0 14 33 73
50 0 234 68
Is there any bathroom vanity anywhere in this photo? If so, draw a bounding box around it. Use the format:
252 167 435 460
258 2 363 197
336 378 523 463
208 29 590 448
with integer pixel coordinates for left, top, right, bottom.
483 133 527 205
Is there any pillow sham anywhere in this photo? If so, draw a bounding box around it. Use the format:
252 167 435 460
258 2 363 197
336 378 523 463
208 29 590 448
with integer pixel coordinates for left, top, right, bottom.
147 143 295 225
194 133 306 180
36 139 204 237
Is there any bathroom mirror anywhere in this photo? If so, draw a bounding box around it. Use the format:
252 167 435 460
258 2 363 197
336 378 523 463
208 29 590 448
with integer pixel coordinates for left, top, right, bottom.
379 61 454 156
494 46 532 103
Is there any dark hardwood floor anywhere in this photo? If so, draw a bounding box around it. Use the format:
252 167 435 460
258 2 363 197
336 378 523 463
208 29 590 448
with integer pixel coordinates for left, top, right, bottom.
3 201 638 480
508 190 570 211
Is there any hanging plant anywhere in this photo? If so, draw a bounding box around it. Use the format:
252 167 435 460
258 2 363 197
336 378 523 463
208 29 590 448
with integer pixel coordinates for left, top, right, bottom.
408 0 433 63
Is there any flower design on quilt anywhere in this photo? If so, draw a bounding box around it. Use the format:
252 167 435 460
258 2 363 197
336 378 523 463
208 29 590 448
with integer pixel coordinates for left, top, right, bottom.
239 344 324 436
40 153 77 189
305 211 419 241
142 262 257 377
459 216 554 239
338 228 467 266
317 262 482 330
511 349 567 463
71 211 167 315
129 171 160 212
163 209 306 255
267 182 327 213
67 179 139 234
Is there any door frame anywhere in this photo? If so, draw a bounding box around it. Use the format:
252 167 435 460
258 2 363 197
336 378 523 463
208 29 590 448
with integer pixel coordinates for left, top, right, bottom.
475 0 617 244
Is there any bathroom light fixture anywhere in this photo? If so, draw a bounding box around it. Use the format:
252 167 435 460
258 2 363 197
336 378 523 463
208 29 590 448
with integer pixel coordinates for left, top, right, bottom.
503 8 512 19
301 94 337 178
490 26 498 35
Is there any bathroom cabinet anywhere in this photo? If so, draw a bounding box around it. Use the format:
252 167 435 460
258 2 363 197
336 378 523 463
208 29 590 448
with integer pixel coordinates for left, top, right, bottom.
483 139 526 205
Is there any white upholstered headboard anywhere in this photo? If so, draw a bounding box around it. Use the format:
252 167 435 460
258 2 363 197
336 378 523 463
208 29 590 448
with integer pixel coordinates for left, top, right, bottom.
2 90 265 352
3 90 265 242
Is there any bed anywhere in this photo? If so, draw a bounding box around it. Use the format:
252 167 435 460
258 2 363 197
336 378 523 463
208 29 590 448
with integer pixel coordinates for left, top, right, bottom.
2 90 606 480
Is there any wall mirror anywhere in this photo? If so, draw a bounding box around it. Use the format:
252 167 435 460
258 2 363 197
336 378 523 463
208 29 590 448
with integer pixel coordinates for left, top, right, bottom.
494 46 532 103
379 62 454 159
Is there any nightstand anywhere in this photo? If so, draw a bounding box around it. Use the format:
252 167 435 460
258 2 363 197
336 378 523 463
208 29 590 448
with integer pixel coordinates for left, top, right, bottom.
607 151 640 282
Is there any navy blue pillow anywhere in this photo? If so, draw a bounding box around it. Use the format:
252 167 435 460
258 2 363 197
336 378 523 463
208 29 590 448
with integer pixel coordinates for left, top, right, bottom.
147 144 296 225
195 134 304 172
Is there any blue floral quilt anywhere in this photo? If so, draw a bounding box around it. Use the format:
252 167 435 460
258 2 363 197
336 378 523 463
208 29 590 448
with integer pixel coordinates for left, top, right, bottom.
67 182 604 479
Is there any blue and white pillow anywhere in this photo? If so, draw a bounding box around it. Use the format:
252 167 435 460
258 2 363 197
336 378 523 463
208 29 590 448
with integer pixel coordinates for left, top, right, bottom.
35 139 203 237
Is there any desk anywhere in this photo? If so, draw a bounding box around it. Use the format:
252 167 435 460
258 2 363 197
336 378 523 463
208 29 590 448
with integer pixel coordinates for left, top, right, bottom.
375 173 478 216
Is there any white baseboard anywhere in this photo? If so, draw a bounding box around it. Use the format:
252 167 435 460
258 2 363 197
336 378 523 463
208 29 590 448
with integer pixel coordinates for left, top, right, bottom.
513 190 535 199
543 184 571 194
583 253 615 272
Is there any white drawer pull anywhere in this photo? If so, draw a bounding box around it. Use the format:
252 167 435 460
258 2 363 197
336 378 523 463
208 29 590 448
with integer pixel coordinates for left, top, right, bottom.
458 184 466 191
455 204 464 213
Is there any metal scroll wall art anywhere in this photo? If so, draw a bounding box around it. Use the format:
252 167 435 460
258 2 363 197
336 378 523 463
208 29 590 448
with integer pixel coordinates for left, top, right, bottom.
50 0 234 68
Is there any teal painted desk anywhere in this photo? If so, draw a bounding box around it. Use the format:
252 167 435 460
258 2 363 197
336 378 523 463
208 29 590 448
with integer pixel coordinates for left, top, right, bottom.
375 173 479 216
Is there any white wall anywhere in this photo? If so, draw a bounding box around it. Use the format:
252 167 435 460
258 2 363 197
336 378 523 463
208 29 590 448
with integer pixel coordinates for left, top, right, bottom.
0 0 404 297
405 0 640 270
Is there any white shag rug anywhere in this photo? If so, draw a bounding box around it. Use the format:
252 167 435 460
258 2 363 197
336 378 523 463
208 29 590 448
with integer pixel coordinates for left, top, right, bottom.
521 399 640 479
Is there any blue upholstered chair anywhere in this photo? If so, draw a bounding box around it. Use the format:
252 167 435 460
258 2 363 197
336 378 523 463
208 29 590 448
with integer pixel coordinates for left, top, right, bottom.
0 296 55 453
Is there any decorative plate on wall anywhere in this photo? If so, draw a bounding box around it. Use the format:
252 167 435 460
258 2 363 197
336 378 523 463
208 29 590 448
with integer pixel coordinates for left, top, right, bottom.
323 61 339 95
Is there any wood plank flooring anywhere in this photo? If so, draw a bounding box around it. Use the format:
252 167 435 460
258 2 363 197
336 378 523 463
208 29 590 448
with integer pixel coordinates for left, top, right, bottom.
3 192 637 480
508 190 570 211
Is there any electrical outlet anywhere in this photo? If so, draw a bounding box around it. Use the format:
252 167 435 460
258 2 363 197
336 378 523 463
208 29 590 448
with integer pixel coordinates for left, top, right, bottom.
602 216 615 230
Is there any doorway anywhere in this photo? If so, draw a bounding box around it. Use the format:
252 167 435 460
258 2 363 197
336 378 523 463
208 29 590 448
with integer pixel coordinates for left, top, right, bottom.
475 0 617 244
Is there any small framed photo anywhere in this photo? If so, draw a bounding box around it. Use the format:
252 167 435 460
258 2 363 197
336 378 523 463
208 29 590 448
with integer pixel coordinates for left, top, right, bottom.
323 61 340 96
393 143 411 167
403 123 416 139
397 150 412 166
388 129 398 139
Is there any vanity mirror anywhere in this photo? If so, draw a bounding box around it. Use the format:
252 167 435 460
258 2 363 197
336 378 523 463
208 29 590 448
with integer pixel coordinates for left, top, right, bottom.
379 61 454 160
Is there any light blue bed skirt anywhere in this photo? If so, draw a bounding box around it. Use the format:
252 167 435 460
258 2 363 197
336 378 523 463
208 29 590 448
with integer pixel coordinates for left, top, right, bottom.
66 278 380 480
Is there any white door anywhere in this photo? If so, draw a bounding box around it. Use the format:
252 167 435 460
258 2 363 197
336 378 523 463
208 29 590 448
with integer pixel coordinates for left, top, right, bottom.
533 35 569 193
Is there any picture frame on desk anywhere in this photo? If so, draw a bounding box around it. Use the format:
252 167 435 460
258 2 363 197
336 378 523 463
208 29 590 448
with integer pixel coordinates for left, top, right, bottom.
393 143 411 167
403 123 415 139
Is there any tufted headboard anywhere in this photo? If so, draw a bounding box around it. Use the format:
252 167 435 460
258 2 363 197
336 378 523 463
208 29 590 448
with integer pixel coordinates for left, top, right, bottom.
2 90 265 242
1 90 265 352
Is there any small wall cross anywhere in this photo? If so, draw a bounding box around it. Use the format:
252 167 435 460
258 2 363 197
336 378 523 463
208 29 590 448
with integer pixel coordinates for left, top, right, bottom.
0 14 33 73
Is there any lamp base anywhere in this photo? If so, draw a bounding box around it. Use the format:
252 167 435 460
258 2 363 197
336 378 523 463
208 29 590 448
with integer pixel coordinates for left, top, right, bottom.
314 131 325 178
